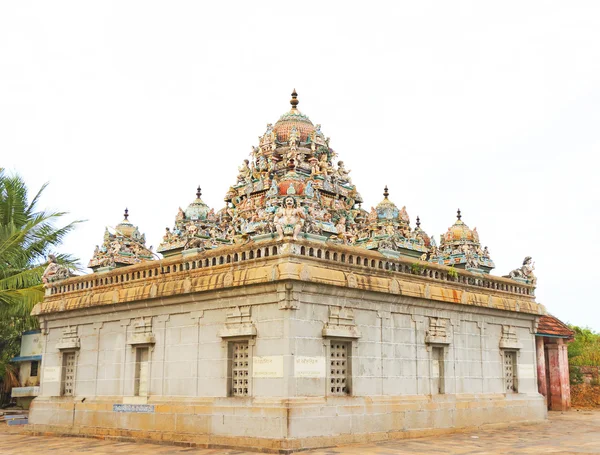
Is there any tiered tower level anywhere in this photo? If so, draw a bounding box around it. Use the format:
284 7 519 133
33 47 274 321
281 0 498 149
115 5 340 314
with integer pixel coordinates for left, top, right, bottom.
148 90 518 278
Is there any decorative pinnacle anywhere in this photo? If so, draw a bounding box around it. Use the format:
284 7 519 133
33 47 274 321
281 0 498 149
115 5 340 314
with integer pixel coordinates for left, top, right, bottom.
290 88 299 109
416 216 421 228
196 185 202 199
383 185 389 198
123 208 129 221
457 208 462 221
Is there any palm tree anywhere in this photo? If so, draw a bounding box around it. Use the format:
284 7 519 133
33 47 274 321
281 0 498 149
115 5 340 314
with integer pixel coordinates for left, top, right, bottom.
0 168 80 316
0 168 81 394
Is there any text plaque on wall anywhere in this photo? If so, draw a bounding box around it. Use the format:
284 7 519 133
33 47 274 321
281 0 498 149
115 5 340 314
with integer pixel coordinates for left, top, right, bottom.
295 356 326 378
252 356 284 378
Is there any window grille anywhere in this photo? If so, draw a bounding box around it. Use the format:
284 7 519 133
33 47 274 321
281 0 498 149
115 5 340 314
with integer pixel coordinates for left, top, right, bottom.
330 342 350 395
231 342 250 396
504 350 517 392
61 352 76 396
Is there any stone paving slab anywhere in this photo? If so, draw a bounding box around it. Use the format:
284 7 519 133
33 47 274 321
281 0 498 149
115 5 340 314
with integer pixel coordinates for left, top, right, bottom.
1 411 599 454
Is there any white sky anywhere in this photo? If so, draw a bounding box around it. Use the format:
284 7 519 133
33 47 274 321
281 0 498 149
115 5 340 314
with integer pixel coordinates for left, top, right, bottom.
1 2 598 329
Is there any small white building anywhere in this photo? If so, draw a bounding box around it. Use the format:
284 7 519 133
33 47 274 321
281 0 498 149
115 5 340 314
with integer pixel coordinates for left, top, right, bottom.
10 330 43 409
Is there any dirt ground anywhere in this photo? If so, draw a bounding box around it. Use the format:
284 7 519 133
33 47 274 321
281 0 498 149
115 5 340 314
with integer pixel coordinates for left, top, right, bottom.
2 410 600 454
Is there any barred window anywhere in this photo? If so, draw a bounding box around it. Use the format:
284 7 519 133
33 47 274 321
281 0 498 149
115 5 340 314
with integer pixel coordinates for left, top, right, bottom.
61 352 76 396
330 342 350 395
504 350 517 392
230 341 250 397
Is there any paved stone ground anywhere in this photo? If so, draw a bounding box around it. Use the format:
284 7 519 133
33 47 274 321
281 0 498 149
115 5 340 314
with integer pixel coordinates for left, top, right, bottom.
1 411 599 454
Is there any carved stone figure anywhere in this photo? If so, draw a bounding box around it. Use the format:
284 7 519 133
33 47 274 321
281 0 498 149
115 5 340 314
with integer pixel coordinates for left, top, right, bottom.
334 161 352 183
274 197 305 240
237 159 252 184
42 254 70 285
465 249 479 269
318 154 331 177
509 256 536 282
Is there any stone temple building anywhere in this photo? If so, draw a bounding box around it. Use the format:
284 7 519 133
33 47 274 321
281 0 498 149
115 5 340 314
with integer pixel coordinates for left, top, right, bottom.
30 91 549 452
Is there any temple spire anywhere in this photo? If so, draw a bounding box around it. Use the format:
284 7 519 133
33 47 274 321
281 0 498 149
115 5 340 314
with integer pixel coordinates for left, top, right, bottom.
196 185 202 199
123 208 129 221
383 185 389 199
457 208 462 221
290 88 299 110
416 216 421 228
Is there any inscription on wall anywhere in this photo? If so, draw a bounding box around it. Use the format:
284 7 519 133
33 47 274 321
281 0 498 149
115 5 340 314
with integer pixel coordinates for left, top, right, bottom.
113 404 155 413
294 356 326 378
252 356 284 378
43 366 61 382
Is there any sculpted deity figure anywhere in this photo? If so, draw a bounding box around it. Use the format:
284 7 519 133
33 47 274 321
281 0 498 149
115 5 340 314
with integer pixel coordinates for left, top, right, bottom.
318 154 331 177
310 131 317 152
309 157 320 176
465 249 479 269
482 246 490 258
175 207 185 222
237 159 252 184
289 126 299 149
186 223 199 237
207 208 216 222
163 227 172 242
334 161 352 183
399 206 410 224
472 227 480 243
335 217 355 244
42 254 69 285
445 228 453 242
509 256 535 281
109 240 121 255
367 207 377 224
274 197 305 240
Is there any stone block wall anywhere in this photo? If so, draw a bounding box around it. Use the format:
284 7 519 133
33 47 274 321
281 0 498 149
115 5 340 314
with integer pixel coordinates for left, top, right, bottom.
29 280 545 451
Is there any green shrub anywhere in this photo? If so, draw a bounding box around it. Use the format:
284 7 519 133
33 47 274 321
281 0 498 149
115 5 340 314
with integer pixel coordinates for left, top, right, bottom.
570 365 584 385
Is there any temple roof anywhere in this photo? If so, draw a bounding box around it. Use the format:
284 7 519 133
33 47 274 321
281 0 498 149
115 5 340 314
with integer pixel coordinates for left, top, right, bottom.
88 209 154 270
537 315 574 339
272 89 316 142
131 90 527 283
184 186 211 221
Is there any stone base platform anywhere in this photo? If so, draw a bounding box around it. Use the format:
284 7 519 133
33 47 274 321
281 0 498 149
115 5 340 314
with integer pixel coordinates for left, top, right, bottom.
27 394 547 453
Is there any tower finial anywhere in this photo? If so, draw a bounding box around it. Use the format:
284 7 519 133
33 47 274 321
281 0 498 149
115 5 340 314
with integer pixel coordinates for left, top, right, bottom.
290 88 299 109
196 185 202 199
457 208 462 221
416 216 421 228
124 208 129 221
383 185 389 198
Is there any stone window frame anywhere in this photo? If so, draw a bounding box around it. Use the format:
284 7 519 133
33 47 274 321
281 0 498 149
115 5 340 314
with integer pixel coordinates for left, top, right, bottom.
323 338 358 397
225 337 256 398
500 349 520 394
127 322 156 398
428 344 447 395
59 349 79 397
133 345 153 397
